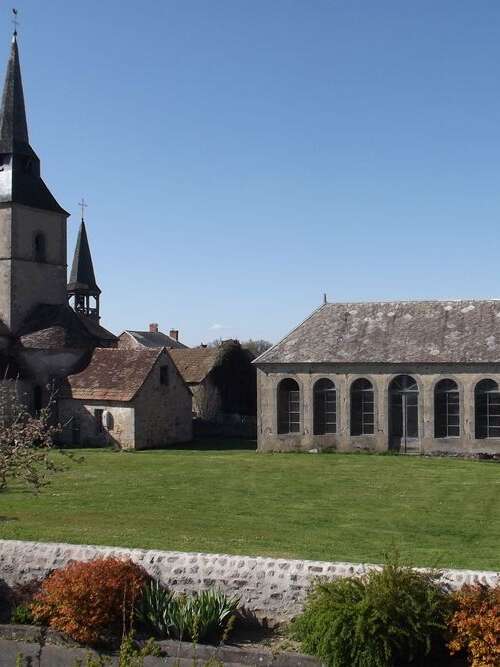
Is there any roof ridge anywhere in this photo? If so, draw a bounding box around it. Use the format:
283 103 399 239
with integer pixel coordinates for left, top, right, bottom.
324 298 500 305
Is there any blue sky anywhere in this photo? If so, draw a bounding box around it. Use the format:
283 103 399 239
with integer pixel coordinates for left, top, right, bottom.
7 1 500 346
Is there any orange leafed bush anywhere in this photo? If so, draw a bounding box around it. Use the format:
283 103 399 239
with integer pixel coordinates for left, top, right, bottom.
31 557 149 645
447 583 500 667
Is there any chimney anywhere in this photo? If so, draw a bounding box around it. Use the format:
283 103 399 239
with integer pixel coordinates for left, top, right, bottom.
169 329 179 341
149 323 159 333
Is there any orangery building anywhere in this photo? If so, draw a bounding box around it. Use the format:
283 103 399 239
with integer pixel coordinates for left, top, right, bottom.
254 300 500 456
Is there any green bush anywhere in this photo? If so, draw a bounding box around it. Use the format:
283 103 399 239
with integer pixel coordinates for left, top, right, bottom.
136 582 239 643
11 603 34 625
291 558 453 667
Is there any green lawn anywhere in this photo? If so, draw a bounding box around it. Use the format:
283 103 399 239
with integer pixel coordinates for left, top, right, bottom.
0 443 498 570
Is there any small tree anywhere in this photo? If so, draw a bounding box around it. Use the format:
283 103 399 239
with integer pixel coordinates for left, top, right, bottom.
241 339 272 358
0 380 63 491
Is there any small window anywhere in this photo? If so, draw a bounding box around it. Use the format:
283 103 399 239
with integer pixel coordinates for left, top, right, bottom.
94 408 103 433
160 366 169 385
435 379 460 438
34 233 46 262
350 378 374 436
278 378 300 434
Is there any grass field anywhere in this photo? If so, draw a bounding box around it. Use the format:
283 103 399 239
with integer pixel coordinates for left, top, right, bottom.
0 442 498 570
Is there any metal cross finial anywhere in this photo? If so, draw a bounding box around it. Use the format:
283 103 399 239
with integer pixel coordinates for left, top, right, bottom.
78 197 88 221
12 8 19 37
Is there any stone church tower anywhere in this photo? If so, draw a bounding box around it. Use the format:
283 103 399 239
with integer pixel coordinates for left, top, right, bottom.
0 34 68 333
0 32 115 404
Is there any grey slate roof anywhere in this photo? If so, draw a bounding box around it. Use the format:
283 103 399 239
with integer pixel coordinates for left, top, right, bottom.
255 300 500 364
123 330 188 350
0 36 67 214
15 304 116 349
68 220 100 294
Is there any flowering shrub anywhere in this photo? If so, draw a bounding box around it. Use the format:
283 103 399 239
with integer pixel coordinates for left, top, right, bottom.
31 558 149 645
447 583 500 667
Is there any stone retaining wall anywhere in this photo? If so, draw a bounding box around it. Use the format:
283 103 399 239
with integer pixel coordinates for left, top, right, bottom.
0 540 497 623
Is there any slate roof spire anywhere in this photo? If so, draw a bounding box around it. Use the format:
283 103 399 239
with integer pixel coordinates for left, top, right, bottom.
68 216 101 321
0 33 29 153
0 33 67 213
68 218 100 294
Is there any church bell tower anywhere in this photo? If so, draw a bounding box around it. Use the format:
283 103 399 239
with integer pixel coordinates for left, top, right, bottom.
67 211 101 322
0 32 68 333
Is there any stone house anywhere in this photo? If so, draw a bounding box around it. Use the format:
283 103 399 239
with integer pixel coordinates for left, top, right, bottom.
255 300 500 456
59 348 192 449
169 341 256 430
118 324 187 351
120 334 256 431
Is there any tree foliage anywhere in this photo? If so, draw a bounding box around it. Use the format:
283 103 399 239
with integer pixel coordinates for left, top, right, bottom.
0 381 62 491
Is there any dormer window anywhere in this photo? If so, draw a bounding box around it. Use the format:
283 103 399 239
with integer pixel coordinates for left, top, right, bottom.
34 232 46 262
23 157 33 173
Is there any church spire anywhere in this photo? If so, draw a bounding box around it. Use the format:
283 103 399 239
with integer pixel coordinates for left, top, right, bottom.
0 33 29 153
68 209 101 322
0 32 67 214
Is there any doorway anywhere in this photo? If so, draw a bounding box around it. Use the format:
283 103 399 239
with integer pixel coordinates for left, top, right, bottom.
389 375 420 453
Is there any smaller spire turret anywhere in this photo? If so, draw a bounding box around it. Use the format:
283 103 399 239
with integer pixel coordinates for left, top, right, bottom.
68 213 101 322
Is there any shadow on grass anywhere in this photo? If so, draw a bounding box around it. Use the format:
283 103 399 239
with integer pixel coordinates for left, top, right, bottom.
173 438 257 451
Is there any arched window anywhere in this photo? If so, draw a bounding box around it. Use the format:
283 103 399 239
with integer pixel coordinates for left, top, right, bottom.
278 378 300 434
33 233 46 262
313 379 336 435
475 379 500 439
350 378 374 435
435 379 460 438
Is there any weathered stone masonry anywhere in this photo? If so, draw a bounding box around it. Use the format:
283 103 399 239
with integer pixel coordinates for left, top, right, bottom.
0 541 497 623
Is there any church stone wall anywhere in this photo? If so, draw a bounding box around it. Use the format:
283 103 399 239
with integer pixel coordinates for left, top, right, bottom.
0 204 67 331
256 363 500 454
0 540 497 624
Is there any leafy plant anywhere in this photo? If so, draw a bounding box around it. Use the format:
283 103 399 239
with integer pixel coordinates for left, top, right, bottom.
11 603 34 625
291 557 453 667
447 583 500 667
135 579 174 637
31 558 149 646
136 582 239 643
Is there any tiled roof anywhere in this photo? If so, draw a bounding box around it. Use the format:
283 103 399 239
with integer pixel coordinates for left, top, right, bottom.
169 347 220 384
123 330 188 350
255 300 500 364
64 348 162 401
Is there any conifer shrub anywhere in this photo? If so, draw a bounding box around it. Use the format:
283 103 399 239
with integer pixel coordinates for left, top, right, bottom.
31 558 149 645
291 558 453 667
447 583 500 667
